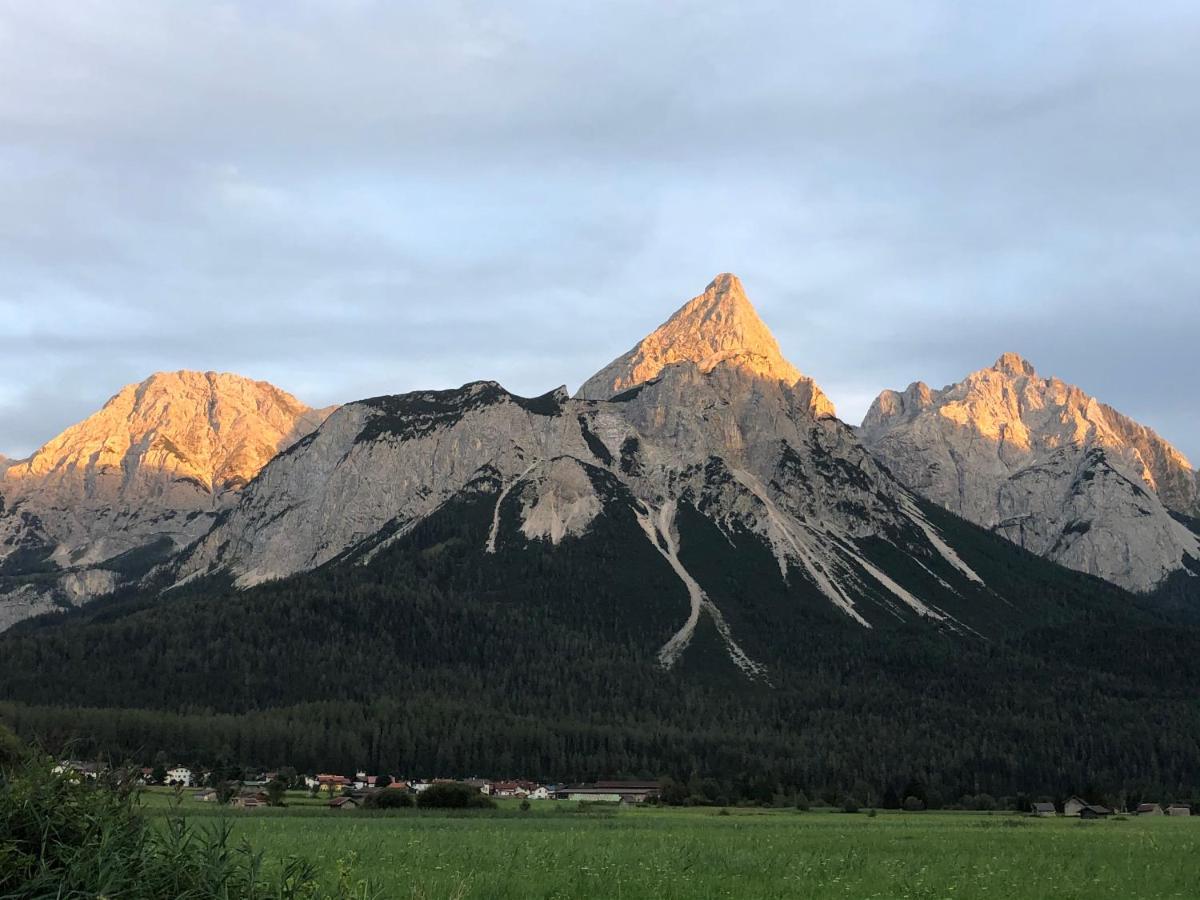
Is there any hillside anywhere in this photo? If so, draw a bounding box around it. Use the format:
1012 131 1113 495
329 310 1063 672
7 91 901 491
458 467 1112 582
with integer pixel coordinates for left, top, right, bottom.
2 275 1198 803
0 372 331 630
861 355 1200 595
3 470 1198 802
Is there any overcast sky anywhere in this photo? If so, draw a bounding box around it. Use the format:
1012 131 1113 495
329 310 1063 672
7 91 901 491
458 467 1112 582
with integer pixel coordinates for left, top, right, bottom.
1 1 1197 461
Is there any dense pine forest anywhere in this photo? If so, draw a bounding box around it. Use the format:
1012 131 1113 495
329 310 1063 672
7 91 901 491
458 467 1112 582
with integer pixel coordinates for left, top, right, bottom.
1 494 1198 806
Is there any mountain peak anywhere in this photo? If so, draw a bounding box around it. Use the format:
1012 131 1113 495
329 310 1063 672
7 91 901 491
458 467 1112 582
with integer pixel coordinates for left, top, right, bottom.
991 352 1037 378
6 370 330 495
576 274 834 415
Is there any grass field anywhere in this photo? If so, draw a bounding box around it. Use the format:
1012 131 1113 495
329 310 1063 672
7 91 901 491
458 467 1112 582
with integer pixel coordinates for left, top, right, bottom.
141 791 1200 899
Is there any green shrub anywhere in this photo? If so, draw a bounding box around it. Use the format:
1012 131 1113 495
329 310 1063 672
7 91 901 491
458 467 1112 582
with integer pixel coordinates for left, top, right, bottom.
366 789 413 809
0 754 371 898
841 796 861 814
416 782 496 810
0 722 23 771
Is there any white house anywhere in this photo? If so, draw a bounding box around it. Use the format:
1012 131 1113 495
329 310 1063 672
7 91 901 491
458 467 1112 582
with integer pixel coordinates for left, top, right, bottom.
528 786 552 800
166 766 194 787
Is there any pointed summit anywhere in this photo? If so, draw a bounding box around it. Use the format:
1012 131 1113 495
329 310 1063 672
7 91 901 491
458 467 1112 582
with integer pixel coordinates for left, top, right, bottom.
577 274 834 415
992 352 1037 378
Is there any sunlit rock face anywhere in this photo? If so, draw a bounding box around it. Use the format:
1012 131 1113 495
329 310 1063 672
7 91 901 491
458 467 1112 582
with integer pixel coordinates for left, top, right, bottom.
576 273 836 419
177 274 989 675
0 371 332 627
861 355 1200 592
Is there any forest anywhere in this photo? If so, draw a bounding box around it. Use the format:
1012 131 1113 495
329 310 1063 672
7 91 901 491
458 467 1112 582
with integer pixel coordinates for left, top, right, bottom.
1 493 1198 806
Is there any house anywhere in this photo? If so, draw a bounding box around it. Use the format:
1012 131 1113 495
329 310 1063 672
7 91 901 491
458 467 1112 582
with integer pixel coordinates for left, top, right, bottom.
317 774 351 793
1167 804 1192 817
1063 796 1090 817
1031 802 1056 817
193 789 218 802
387 781 411 791
528 786 552 800
230 791 270 810
329 796 359 810
303 776 320 790
414 779 460 793
1079 804 1113 819
490 781 530 799
1136 803 1163 816
166 766 194 787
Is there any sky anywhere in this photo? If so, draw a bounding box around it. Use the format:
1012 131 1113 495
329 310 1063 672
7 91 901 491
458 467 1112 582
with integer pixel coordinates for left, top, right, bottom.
1 1 1198 462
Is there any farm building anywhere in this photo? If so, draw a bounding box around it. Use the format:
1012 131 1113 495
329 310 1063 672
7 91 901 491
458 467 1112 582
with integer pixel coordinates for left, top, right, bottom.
1031 802 1056 817
329 796 359 810
561 781 662 804
1063 795 1112 818
1135 803 1163 816
230 791 270 809
1167 804 1192 816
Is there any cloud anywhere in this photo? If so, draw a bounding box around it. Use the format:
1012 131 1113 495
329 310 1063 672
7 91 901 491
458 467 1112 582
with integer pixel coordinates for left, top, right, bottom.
0 1 1198 462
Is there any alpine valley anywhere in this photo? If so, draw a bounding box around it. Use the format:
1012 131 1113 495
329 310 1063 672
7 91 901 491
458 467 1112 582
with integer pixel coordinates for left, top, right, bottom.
1 275 1198 802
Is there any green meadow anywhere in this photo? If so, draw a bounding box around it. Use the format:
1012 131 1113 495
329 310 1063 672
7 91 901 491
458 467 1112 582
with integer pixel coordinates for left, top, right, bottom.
143 792 1200 900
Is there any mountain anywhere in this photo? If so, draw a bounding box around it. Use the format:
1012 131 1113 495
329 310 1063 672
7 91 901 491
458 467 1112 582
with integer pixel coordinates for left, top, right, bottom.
860 354 1200 594
3 275 1199 802
170 274 1013 677
576 273 835 419
0 371 332 630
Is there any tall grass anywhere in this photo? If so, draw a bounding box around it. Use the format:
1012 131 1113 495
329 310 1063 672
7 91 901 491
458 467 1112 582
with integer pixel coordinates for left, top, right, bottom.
0 755 377 899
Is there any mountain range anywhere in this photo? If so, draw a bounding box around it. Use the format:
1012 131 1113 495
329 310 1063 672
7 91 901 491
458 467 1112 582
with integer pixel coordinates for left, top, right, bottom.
2 274 1195 634
1 274 1197 797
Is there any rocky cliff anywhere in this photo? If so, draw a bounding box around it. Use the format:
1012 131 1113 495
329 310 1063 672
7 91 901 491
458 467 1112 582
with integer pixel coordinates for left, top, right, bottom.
174 275 996 677
860 354 1200 592
576 274 836 418
0 371 331 629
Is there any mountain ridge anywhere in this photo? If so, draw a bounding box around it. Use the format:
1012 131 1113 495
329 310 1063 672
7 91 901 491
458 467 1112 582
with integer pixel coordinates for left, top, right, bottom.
861 354 1200 593
0 370 332 630
163 277 1009 674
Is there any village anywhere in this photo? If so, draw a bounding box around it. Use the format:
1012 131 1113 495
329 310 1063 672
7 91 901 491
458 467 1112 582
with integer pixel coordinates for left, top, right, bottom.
48 761 1194 817
51 760 664 810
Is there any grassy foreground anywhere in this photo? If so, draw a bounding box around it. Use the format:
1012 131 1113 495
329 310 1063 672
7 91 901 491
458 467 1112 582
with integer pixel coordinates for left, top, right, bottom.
148 794 1200 900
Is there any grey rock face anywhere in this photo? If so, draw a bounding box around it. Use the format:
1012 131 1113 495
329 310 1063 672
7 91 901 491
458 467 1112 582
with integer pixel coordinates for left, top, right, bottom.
861 355 1200 592
176 277 992 678
0 371 331 629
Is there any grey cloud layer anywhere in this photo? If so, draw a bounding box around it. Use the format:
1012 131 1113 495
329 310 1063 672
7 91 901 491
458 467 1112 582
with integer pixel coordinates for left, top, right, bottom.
1 1 1197 460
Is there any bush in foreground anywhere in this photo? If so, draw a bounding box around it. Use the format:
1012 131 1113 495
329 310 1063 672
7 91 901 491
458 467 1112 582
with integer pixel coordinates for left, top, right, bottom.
0 750 375 899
